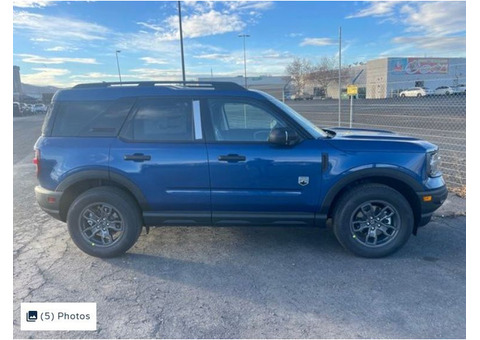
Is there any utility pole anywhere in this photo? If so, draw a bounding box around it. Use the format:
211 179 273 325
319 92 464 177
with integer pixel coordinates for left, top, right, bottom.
238 34 250 88
178 1 186 82
338 26 342 127
115 50 122 84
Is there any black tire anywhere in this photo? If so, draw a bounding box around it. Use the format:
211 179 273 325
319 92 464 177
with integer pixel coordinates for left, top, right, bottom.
333 184 414 258
67 186 143 258
416 93 422 97
401 94 406 97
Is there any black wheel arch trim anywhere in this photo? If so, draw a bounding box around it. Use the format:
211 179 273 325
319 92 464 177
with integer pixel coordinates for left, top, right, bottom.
55 169 150 211
319 167 424 216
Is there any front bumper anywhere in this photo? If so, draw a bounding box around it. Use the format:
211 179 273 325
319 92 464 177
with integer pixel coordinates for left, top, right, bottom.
35 186 63 221
417 184 448 226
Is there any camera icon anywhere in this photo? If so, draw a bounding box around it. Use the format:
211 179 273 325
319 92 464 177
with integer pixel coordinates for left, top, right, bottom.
26 311 37 322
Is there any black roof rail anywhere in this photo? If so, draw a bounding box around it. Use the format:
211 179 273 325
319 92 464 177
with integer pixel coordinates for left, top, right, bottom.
73 81 246 91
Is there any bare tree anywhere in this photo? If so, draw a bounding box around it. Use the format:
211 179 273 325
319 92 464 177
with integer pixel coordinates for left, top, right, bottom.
285 58 312 95
308 56 350 92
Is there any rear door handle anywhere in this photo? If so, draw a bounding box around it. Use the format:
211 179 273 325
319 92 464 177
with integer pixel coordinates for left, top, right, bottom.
124 153 151 162
218 154 246 162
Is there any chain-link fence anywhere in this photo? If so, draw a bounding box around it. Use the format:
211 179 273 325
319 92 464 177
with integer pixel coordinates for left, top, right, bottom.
256 59 466 189
288 96 466 189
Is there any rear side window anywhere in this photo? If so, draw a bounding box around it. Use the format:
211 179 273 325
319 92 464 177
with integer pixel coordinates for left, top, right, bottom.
122 98 194 142
51 99 134 137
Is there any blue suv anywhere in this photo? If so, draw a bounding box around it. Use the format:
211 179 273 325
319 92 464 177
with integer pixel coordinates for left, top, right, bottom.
34 81 447 258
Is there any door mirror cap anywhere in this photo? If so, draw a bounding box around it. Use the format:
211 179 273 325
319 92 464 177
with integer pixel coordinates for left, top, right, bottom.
268 127 300 146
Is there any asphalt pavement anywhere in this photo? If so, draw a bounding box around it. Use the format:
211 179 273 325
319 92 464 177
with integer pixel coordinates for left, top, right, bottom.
13 114 466 339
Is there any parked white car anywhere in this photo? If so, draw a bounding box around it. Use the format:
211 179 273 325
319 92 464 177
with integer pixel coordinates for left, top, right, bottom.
434 86 454 95
454 84 466 94
291 93 314 101
399 87 432 97
33 103 47 114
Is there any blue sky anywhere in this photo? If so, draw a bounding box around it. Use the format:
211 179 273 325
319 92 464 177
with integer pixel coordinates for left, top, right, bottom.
13 1 466 87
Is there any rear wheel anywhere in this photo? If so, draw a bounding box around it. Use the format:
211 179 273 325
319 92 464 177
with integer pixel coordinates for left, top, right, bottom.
417 93 422 97
67 187 143 258
333 184 414 258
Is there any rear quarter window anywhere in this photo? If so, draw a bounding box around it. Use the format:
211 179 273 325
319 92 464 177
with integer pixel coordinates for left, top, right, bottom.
50 99 134 137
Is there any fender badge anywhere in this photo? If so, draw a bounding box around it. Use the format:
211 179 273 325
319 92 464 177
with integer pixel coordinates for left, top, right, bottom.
298 176 309 186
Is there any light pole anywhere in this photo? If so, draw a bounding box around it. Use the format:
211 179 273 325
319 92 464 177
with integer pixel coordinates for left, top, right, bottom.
115 50 122 84
238 34 250 88
338 26 342 127
178 1 186 82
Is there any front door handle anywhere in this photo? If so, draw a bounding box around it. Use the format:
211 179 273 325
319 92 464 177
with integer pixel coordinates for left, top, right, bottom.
124 153 151 162
218 154 246 162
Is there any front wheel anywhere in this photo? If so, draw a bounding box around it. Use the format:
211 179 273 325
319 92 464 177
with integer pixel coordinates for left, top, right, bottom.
333 184 414 258
67 187 143 258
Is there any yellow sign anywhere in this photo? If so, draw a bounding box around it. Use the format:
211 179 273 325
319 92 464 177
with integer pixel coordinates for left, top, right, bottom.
347 85 358 96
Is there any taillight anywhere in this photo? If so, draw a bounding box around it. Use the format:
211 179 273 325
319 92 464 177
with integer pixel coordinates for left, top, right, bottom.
33 149 40 177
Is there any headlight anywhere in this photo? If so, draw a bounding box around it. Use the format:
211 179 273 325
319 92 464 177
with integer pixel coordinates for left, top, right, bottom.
427 151 442 177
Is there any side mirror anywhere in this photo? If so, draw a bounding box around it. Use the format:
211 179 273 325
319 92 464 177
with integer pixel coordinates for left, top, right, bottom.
268 127 300 146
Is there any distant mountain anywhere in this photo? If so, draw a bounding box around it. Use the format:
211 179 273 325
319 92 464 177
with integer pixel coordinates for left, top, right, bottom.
21 83 60 96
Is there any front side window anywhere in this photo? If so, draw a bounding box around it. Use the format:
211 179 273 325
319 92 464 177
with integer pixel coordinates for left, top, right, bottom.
124 98 194 142
208 99 285 142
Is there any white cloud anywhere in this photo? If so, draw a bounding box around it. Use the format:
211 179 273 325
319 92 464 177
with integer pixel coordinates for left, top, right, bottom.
347 1 465 57
400 2 465 36
300 38 337 47
13 0 53 8
16 54 99 65
44 46 78 52
194 53 241 64
391 36 466 53
118 9 246 55
224 1 274 13
140 57 169 65
183 1 215 13
30 37 50 42
116 31 180 55
122 0 273 49
136 22 164 32
165 10 246 39
13 10 110 41
128 68 186 80
193 48 294 76
70 73 120 80
21 68 70 87
346 2 398 19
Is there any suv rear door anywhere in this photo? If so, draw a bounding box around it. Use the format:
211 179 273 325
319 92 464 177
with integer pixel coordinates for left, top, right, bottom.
109 97 210 225
202 97 323 226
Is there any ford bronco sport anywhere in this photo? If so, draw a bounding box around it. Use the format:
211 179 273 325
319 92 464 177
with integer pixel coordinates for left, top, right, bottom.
34 81 447 258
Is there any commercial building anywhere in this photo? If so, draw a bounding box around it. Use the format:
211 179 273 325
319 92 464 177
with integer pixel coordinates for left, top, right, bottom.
197 75 288 100
365 57 466 99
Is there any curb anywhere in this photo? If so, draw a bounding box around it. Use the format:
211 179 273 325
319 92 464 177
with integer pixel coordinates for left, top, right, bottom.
432 193 466 218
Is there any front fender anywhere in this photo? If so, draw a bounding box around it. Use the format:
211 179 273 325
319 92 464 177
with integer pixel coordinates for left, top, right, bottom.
318 166 424 217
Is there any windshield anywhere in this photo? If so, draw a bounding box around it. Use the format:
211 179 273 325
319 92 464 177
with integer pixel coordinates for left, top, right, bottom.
254 90 328 138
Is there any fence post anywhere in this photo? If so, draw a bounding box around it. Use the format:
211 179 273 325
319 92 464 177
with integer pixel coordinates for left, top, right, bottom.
349 95 353 128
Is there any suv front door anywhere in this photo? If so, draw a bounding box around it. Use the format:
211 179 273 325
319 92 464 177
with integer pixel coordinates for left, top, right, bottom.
203 97 324 226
